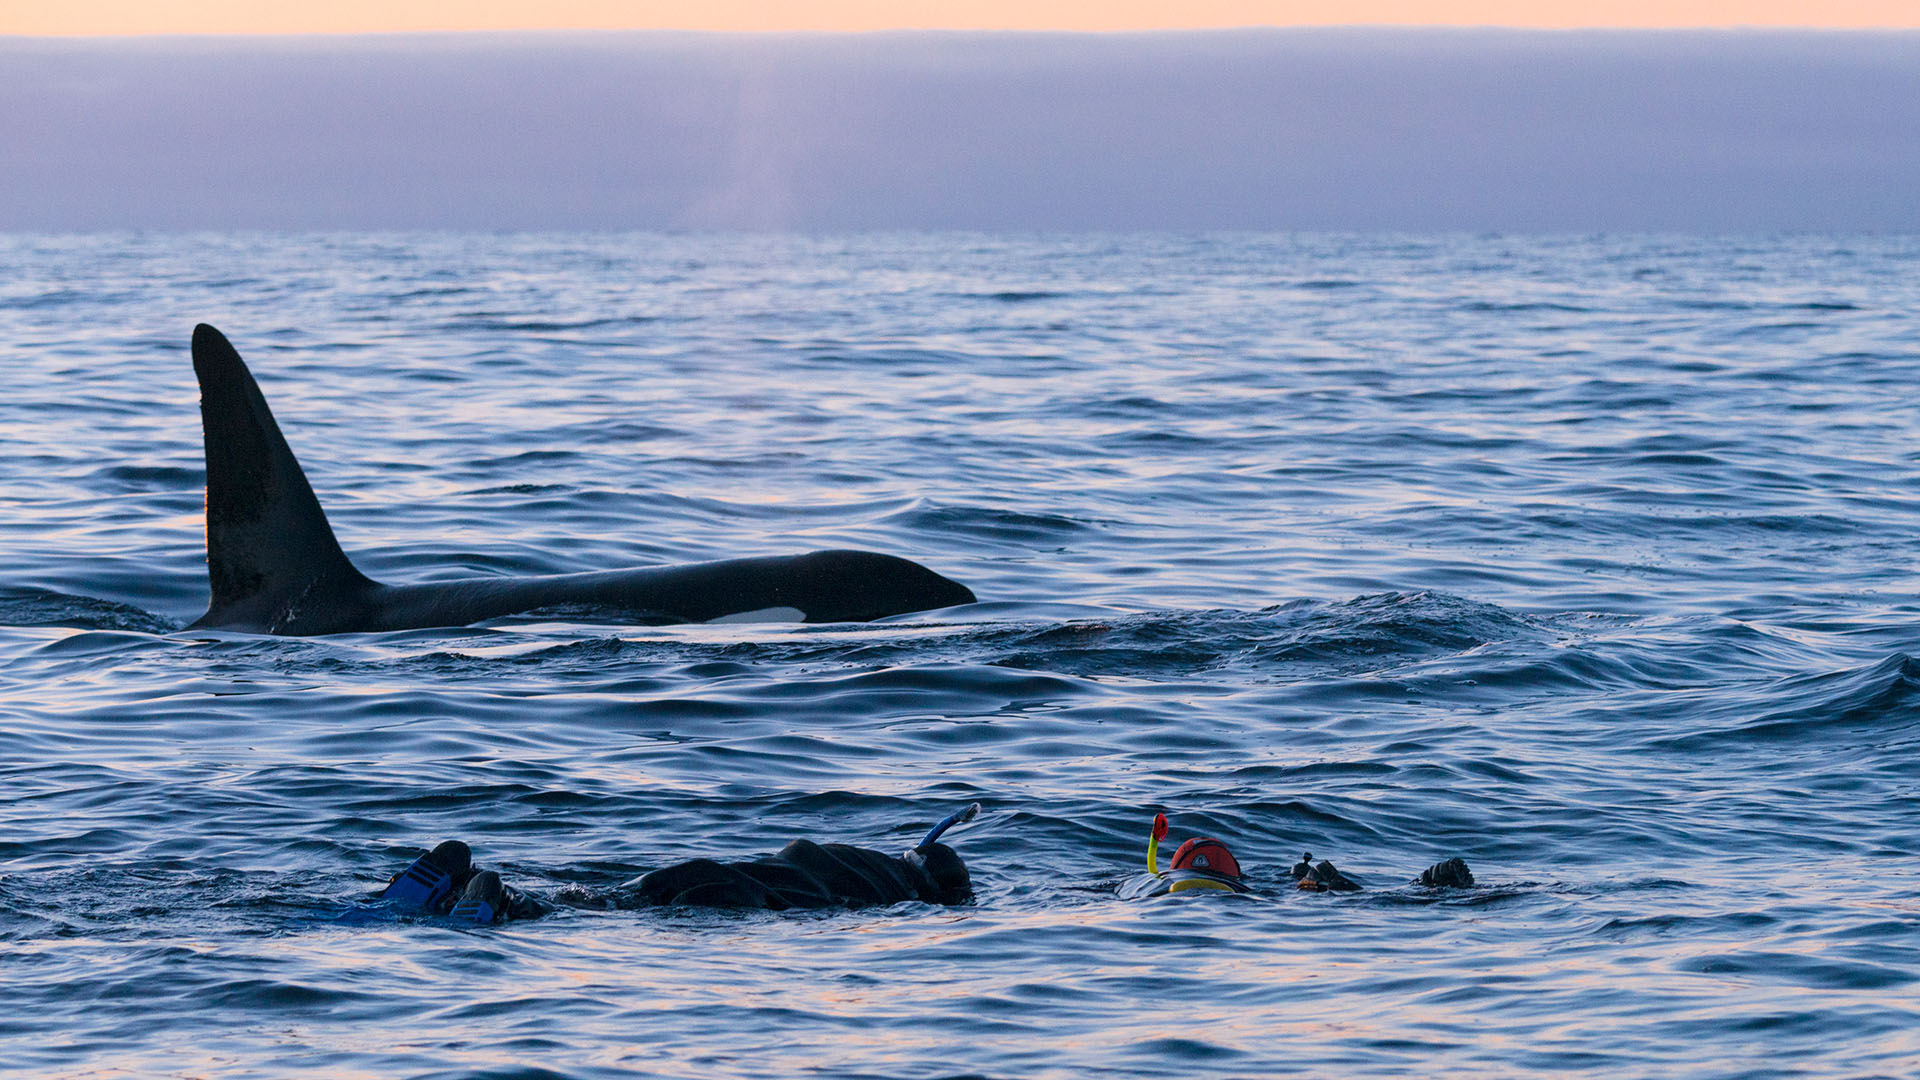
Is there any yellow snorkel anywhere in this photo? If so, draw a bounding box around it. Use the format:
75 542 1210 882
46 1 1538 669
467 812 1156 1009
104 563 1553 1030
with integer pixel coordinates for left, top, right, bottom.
1148 813 1168 874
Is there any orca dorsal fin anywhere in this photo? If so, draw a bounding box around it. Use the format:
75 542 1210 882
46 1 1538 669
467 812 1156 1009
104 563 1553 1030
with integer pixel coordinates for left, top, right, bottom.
189 324 373 631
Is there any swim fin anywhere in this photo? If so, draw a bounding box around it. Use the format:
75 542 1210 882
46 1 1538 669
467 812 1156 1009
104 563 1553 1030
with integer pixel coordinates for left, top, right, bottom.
380 840 472 910
449 869 507 925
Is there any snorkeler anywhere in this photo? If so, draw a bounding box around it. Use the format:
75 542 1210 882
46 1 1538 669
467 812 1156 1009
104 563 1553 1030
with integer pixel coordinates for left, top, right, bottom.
375 803 980 924
1118 813 1254 898
1120 813 1475 898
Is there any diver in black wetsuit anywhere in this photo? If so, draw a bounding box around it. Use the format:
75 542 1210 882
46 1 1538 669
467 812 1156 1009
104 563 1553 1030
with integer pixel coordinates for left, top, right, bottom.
376 804 979 924
1121 814 1476 898
609 835 970 910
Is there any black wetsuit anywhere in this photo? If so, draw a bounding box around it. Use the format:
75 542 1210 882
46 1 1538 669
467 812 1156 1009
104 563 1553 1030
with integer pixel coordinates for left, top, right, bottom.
383 837 972 923
610 839 967 910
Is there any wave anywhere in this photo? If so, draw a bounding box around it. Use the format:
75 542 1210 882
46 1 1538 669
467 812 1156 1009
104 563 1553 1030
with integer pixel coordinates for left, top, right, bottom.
221 591 1542 688
1648 653 1920 751
438 314 661 333
0 587 176 634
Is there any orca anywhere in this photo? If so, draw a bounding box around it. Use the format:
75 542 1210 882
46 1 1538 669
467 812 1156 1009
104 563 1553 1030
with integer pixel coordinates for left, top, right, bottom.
184 324 975 635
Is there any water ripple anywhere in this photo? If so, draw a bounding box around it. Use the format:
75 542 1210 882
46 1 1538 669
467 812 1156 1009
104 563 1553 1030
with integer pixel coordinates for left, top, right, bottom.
3 232 1919 1078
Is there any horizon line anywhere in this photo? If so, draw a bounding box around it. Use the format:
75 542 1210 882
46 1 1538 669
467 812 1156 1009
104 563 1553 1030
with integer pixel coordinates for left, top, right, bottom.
12 23 1920 41
16 0 1920 36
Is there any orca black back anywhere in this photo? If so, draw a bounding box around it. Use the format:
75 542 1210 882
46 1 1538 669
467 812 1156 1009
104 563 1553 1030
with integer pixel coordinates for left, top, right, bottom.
183 324 975 635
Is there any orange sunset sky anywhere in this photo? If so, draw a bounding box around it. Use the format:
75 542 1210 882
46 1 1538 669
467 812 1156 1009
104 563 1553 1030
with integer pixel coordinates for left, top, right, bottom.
8 1 1919 35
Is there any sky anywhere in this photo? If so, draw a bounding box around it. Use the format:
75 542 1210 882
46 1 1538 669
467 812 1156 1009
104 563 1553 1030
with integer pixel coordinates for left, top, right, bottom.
8 1 1920 34
3 26 1916 232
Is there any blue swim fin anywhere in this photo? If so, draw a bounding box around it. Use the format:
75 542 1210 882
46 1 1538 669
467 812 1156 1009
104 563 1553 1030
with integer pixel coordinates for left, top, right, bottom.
449 870 507 925
380 840 471 910
449 897 496 924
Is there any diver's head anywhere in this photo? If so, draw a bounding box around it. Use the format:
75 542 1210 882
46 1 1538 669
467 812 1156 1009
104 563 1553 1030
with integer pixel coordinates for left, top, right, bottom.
904 841 971 902
1169 836 1242 880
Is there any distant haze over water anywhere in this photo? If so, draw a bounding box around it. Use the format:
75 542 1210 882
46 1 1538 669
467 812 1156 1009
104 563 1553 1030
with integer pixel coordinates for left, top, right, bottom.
3 29 1917 232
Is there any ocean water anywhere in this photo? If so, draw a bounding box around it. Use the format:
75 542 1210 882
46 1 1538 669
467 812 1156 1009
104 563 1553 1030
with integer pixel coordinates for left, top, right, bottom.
2 232 1918 1079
